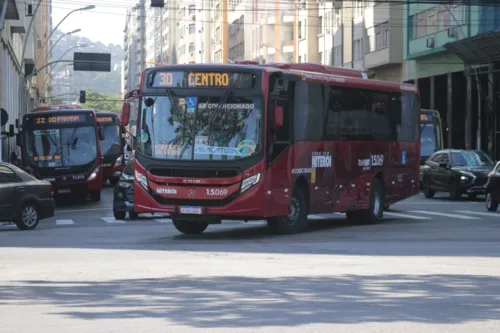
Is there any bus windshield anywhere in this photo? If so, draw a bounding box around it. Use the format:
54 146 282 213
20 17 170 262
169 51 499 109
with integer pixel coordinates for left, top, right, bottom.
420 123 440 158
137 95 263 160
101 123 121 156
25 126 98 168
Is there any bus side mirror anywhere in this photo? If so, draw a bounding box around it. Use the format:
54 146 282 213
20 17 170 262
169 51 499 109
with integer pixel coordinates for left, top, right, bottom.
16 133 22 146
273 105 284 128
121 103 130 126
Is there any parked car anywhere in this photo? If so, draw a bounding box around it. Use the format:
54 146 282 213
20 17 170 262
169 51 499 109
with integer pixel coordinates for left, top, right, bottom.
112 156 139 220
486 161 500 212
421 149 495 200
0 162 55 230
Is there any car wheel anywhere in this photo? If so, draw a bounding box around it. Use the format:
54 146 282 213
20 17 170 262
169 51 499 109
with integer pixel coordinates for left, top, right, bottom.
114 210 126 220
14 202 40 230
449 182 462 201
267 187 308 234
172 220 208 235
486 193 499 212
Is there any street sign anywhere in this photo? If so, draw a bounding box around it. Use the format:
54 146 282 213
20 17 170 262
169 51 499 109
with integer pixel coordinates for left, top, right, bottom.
73 52 111 72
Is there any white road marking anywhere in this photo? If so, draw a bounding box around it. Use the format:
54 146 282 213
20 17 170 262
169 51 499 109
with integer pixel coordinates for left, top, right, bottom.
56 207 113 213
410 210 481 220
455 210 500 218
0 223 15 228
384 212 431 220
155 218 172 223
56 219 74 225
101 217 126 224
308 213 343 220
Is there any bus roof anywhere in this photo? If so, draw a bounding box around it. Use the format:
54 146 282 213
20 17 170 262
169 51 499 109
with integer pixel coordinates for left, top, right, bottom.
32 104 83 112
139 63 417 95
24 108 96 117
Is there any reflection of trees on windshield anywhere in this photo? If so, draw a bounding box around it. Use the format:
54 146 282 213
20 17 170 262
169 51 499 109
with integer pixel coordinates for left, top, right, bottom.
451 151 494 167
26 127 98 168
139 95 262 160
101 125 121 156
420 124 438 157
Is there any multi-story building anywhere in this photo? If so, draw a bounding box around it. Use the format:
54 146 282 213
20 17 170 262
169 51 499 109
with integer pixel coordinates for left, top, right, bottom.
258 0 294 63
227 0 256 62
123 0 146 93
0 0 52 161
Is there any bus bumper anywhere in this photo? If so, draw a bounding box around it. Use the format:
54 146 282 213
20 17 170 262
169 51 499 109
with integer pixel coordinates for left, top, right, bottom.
50 169 103 197
133 180 281 220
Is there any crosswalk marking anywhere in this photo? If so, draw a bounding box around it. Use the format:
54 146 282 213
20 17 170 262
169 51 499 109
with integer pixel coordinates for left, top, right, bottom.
101 217 126 224
56 219 74 225
455 210 500 217
384 212 431 220
410 210 481 220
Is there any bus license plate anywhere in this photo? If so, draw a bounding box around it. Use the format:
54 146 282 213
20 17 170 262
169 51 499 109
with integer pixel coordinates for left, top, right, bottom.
180 206 202 214
58 188 71 194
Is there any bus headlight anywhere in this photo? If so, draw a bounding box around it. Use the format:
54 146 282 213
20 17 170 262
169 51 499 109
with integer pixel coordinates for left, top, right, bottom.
135 170 148 189
88 167 100 181
241 173 261 193
114 155 123 167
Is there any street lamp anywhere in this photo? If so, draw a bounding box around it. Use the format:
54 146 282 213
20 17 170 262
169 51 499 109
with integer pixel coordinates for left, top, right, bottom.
38 43 87 102
260 43 291 62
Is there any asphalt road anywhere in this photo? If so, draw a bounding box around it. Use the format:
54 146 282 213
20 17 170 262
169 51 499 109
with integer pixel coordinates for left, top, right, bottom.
1 188 500 333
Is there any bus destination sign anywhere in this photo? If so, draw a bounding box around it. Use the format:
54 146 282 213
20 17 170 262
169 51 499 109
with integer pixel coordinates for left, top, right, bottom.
151 71 256 89
30 114 88 126
97 116 116 123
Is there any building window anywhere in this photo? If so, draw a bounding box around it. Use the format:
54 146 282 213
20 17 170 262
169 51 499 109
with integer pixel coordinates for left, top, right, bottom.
410 5 467 40
214 4 220 20
353 39 362 60
319 51 323 64
354 0 363 17
215 27 221 43
365 33 372 53
189 43 195 53
188 5 195 15
319 16 323 34
427 8 437 34
333 45 342 65
298 21 303 39
189 24 195 34
373 21 389 50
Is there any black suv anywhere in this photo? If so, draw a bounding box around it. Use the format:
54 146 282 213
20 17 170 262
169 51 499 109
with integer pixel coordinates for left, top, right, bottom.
112 156 139 220
422 149 496 200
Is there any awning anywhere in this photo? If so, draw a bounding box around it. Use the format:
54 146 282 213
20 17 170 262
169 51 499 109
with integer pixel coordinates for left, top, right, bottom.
443 31 500 64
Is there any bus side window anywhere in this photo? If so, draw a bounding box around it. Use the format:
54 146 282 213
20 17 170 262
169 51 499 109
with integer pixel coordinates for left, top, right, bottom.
325 89 341 139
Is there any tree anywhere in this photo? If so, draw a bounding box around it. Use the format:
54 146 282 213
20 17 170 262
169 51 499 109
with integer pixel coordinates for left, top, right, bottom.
83 88 122 114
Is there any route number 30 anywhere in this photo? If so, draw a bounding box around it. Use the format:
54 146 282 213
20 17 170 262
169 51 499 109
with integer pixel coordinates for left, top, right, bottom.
206 189 228 196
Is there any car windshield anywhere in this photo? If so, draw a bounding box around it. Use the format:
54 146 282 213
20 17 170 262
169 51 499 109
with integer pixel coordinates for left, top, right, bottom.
100 124 121 156
25 126 98 168
451 151 495 167
420 123 439 158
138 95 262 160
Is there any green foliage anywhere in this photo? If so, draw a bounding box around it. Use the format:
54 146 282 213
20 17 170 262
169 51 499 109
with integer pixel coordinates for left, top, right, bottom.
83 89 122 114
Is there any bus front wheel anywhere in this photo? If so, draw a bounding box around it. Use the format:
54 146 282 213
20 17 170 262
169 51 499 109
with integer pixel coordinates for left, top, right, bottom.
267 187 308 234
346 178 384 225
172 220 208 235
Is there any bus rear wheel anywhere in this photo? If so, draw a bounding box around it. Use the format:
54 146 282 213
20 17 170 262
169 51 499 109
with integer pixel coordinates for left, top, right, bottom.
172 220 208 235
267 187 308 234
346 178 384 225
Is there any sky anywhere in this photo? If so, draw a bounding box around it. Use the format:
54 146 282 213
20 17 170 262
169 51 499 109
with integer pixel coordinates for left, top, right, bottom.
51 0 139 46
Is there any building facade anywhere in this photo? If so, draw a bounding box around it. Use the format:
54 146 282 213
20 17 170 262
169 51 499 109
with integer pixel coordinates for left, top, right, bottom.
0 0 52 161
123 0 146 93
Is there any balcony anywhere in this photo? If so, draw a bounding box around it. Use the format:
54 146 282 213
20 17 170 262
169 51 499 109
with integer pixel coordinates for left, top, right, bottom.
282 11 294 23
281 40 294 53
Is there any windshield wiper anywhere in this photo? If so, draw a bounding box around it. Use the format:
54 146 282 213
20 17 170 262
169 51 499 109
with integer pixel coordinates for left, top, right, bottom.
207 85 234 144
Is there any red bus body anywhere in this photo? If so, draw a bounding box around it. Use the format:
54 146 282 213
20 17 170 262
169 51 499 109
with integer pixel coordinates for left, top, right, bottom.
123 63 420 233
96 112 125 184
18 108 104 201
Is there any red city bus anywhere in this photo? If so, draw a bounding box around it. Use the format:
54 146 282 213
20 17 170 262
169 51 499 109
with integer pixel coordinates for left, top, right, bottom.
120 62 421 235
17 108 105 201
96 112 126 185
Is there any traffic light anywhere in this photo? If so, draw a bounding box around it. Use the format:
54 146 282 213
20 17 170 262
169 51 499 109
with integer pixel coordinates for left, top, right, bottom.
79 90 86 104
150 0 164 7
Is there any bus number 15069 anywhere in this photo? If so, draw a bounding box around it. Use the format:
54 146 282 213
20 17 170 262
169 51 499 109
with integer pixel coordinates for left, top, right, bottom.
206 189 228 196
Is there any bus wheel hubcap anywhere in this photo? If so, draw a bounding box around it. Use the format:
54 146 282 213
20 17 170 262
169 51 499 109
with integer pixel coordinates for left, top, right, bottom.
373 192 381 216
288 198 299 224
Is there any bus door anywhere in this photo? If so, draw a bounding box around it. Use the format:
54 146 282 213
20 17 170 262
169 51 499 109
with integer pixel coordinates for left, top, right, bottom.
266 77 295 214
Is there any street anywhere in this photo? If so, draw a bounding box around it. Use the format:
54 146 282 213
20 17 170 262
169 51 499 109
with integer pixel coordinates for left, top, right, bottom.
1 189 500 333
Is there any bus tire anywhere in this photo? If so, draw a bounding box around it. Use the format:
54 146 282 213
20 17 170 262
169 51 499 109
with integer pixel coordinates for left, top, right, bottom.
172 220 208 235
90 191 101 202
114 210 126 220
346 178 384 225
267 187 308 234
